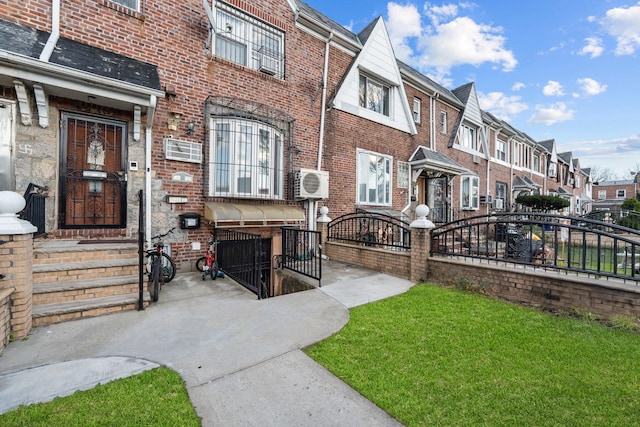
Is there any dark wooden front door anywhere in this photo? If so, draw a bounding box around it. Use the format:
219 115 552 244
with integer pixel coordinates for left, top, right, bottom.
60 113 127 228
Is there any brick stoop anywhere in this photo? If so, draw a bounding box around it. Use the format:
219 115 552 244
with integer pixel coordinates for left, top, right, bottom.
32 240 150 326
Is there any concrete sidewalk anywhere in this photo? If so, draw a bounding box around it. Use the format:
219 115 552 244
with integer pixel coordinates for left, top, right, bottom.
0 260 413 426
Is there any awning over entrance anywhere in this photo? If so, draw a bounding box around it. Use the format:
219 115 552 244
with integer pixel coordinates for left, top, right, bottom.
204 202 305 227
409 146 469 176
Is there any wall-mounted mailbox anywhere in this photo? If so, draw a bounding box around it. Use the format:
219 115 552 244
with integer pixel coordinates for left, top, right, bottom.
179 212 201 229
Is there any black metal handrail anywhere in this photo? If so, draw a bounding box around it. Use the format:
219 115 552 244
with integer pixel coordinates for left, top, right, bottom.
19 183 48 237
328 211 411 251
431 213 640 283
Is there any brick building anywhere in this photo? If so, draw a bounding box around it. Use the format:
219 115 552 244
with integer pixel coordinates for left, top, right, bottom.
0 0 595 266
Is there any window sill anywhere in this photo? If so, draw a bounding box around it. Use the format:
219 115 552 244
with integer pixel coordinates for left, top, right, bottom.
98 0 145 20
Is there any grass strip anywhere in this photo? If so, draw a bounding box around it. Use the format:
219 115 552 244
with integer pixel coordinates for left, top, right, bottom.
0 366 200 426
306 284 640 426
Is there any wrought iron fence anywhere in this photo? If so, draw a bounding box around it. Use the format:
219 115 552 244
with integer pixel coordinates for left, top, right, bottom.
431 212 640 283
281 227 322 286
327 211 411 251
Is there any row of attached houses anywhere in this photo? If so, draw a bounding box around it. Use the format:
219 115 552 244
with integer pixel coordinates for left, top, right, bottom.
0 0 595 271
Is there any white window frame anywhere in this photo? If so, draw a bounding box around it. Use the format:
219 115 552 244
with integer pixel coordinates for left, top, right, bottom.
496 139 507 162
359 74 390 116
212 2 285 79
357 149 392 206
209 118 284 199
532 154 540 173
616 189 626 199
413 98 421 123
461 175 479 210
548 162 557 178
598 189 607 199
460 124 477 150
397 161 410 189
440 111 447 133
111 0 140 11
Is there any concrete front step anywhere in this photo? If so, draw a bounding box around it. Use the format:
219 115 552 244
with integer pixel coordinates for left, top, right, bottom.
31 239 147 327
33 259 139 284
33 275 142 306
33 293 150 327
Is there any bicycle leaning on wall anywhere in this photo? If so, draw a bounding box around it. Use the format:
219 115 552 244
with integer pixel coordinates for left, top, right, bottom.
145 227 177 302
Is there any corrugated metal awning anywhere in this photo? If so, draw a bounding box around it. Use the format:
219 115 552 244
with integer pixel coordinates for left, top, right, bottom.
204 202 305 227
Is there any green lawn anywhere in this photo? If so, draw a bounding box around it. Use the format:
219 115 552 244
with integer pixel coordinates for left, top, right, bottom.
305 284 640 427
0 367 200 427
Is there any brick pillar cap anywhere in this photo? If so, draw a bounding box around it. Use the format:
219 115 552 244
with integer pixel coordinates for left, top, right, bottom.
410 204 435 229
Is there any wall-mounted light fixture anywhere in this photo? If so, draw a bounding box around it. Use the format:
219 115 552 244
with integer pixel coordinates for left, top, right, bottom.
186 121 195 135
168 111 182 131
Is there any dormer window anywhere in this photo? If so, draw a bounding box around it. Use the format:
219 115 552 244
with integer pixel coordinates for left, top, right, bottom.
548 162 557 178
359 74 390 116
460 124 478 151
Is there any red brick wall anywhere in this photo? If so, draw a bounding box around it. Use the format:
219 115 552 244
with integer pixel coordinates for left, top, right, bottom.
325 242 411 279
428 258 640 319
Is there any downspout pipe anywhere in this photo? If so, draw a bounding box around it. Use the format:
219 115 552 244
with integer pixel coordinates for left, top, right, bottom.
145 95 157 246
40 0 60 62
311 31 333 231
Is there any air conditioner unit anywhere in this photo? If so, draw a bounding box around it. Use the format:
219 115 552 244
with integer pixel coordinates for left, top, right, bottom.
294 168 329 200
472 155 480 164
479 195 492 204
492 199 504 210
258 52 278 76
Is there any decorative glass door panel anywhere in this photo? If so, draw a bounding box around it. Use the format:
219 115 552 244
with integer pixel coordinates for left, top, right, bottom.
60 114 127 228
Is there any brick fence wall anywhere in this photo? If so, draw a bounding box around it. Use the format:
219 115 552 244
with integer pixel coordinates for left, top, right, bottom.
319 218 640 321
427 258 640 318
0 287 13 353
324 241 411 279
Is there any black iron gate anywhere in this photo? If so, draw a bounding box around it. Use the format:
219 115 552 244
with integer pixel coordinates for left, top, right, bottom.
281 227 322 286
215 229 271 299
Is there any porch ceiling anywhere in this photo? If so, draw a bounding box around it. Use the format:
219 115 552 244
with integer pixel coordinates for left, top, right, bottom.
204 202 305 227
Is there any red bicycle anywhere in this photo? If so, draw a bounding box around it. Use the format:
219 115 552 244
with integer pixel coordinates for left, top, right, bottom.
196 238 219 280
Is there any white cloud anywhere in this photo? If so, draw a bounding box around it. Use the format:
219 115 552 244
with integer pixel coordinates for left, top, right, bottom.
600 3 640 55
478 91 528 121
576 77 607 96
385 3 517 82
387 3 422 60
512 82 525 91
578 37 604 58
527 102 575 125
561 135 640 172
542 80 564 97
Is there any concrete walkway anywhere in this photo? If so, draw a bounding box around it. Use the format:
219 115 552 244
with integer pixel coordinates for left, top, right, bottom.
0 260 414 426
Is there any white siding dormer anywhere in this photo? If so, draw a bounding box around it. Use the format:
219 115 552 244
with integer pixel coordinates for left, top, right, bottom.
332 18 416 134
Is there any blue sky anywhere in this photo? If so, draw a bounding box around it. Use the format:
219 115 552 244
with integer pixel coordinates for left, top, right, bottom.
303 0 640 178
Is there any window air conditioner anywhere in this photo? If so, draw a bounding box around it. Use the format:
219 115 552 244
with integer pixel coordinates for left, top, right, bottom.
258 52 278 76
479 195 492 204
568 178 574 185
294 168 329 200
492 199 504 210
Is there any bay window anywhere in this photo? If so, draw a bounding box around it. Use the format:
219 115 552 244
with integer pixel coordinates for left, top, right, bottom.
358 150 391 205
210 118 283 199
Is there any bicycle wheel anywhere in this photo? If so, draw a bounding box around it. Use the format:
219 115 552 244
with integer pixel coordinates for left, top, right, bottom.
211 260 219 280
149 255 161 302
195 257 206 272
160 252 176 283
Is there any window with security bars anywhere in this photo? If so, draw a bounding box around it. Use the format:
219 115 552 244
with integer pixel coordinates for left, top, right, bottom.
213 3 285 79
209 118 283 199
111 0 139 11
